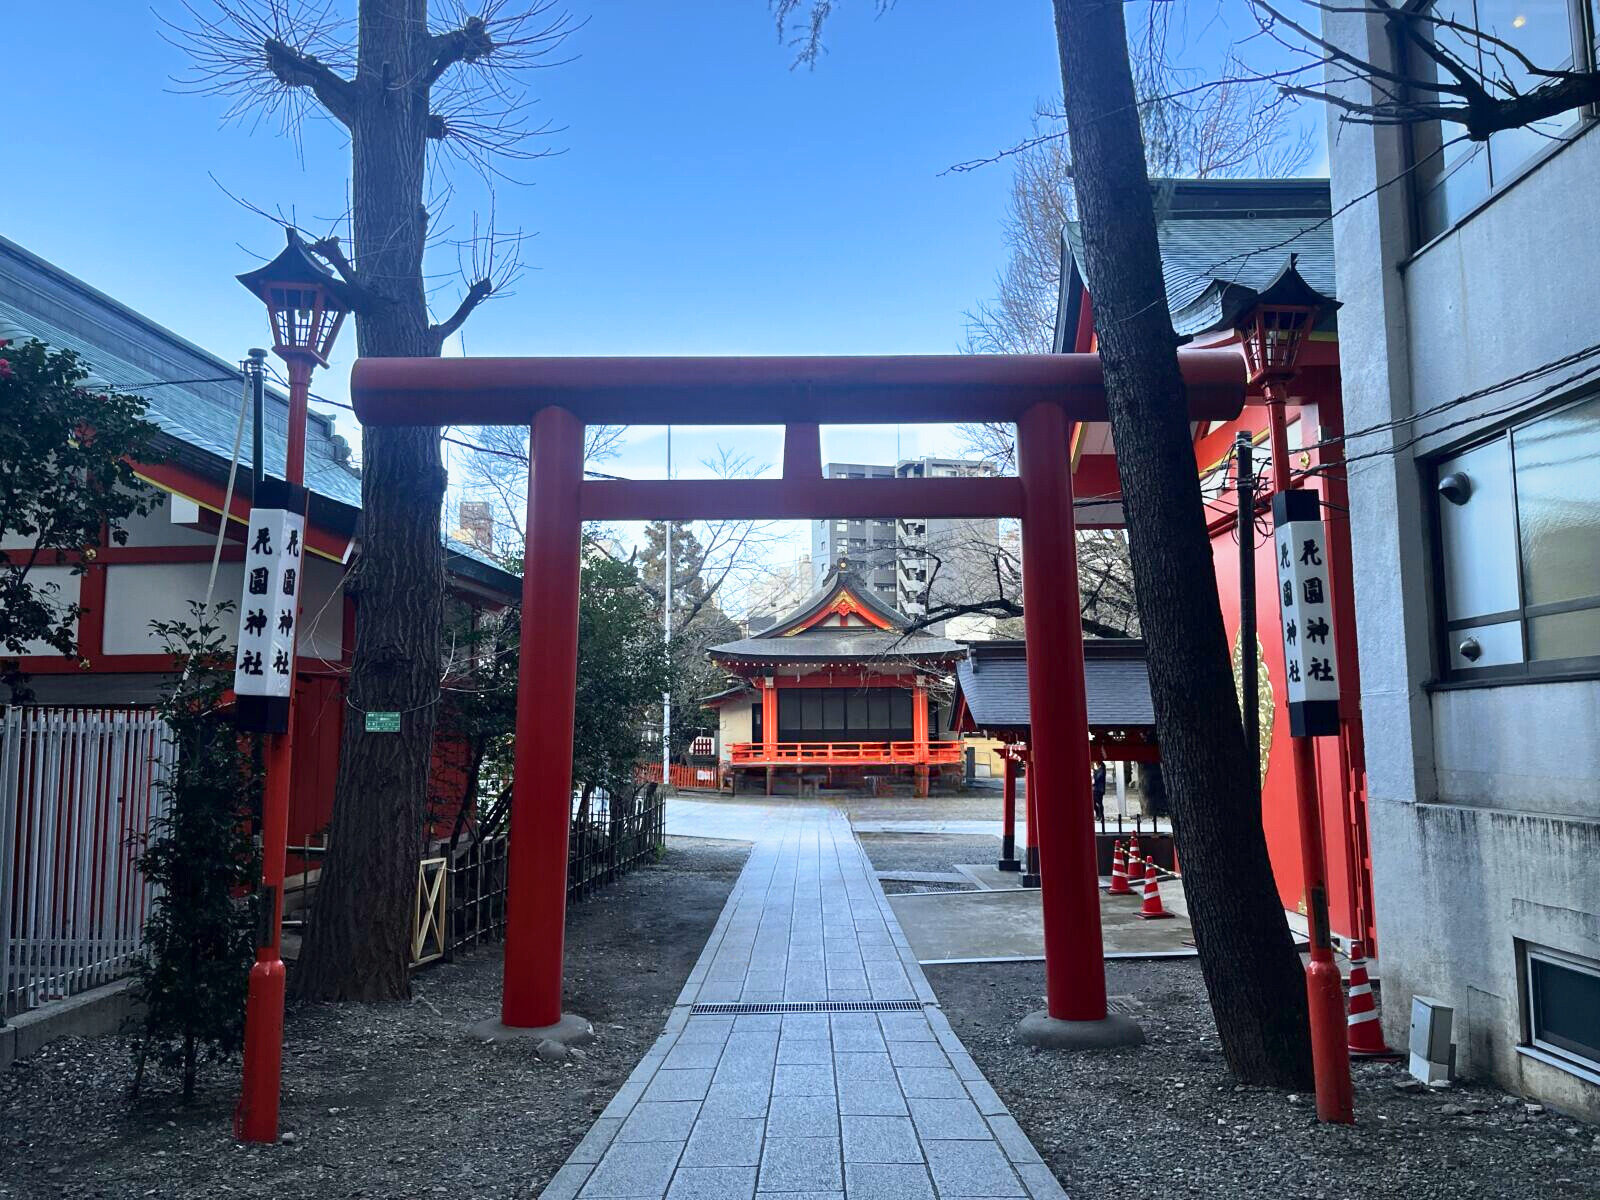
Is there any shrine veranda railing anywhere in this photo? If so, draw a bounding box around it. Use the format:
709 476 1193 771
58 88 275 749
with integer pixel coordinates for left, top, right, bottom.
728 740 964 766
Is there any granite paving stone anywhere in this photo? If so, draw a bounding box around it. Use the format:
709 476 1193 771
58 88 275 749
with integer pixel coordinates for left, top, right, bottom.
663 1165 757 1199
679 1116 765 1168
840 1114 923 1164
579 1140 682 1198
923 1139 1028 1197
907 1096 993 1140
758 1135 843 1192
764 1093 840 1138
640 1069 714 1104
617 1102 702 1143
897 1065 968 1099
842 1162 938 1200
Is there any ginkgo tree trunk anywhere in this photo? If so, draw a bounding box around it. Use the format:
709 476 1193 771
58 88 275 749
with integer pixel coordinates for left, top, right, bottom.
178 1 573 1001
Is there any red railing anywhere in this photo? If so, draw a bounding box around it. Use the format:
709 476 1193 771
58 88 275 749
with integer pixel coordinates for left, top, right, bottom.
637 762 722 790
728 740 963 766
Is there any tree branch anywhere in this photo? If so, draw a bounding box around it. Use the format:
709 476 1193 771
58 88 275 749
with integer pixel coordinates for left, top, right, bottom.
429 278 494 349
264 37 357 125
424 17 495 89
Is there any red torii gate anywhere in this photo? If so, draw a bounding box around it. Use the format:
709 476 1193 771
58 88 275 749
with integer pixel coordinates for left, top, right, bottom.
352 351 1244 1045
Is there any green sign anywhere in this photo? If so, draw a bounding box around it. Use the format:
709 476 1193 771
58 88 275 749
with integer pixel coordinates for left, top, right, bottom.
365 711 401 734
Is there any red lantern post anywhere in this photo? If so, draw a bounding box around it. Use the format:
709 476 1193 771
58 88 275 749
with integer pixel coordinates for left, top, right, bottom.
1236 256 1353 1125
233 230 352 1144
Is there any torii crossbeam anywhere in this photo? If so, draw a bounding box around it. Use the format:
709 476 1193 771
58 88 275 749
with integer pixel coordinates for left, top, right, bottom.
352 351 1244 1043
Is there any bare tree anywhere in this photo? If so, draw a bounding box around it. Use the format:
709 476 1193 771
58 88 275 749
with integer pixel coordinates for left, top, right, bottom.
171 0 577 1002
453 422 627 556
1249 0 1600 139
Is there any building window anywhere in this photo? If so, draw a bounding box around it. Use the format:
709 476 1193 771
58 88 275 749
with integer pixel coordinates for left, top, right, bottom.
1433 392 1600 679
1409 0 1596 243
1523 943 1600 1074
776 687 916 739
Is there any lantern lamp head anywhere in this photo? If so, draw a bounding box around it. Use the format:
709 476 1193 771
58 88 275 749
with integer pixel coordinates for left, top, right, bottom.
236 229 354 368
1233 254 1339 392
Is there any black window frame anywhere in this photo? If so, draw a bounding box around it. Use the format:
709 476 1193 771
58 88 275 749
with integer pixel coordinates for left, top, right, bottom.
1520 941 1600 1075
1430 391 1600 684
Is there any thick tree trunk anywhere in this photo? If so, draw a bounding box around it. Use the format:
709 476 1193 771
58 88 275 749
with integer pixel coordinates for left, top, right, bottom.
292 0 447 1002
1051 0 1313 1088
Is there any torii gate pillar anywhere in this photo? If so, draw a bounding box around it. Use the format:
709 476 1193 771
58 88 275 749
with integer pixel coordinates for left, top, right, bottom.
490 404 593 1043
1016 399 1143 1049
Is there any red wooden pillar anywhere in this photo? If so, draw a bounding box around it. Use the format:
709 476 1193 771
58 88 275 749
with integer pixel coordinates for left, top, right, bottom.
501 405 585 1030
1021 752 1040 887
1017 400 1108 1024
762 679 778 795
999 753 1021 871
912 680 930 797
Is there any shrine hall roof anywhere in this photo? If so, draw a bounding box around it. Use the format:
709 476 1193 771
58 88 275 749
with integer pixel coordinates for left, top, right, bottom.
708 627 966 666
1056 177 1337 345
952 638 1155 733
709 565 965 666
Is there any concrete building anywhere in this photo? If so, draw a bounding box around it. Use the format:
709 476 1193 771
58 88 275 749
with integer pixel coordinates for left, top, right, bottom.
1324 4 1600 1117
809 462 899 604
809 457 1000 637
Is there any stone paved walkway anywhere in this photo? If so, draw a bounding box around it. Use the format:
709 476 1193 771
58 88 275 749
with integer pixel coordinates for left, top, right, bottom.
541 803 1065 1199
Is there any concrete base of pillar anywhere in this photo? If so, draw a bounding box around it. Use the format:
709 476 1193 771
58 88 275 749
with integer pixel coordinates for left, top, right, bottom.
996 858 1022 872
470 1012 595 1047
1020 872 1041 888
1016 1009 1144 1051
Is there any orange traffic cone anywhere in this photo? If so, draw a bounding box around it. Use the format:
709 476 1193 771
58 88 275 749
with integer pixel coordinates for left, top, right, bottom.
1106 841 1132 895
1136 857 1174 920
1346 941 1394 1056
1125 839 1145 891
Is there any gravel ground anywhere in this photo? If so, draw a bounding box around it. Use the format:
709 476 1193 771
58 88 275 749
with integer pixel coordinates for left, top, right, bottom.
857 832 1003 895
831 792 1010 824
855 831 1004 875
929 958 1600 1200
0 836 751 1200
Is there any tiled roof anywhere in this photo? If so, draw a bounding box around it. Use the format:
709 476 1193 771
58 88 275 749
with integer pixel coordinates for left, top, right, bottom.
953 639 1155 731
0 233 514 594
1061 178 1337 341
709 627 966 664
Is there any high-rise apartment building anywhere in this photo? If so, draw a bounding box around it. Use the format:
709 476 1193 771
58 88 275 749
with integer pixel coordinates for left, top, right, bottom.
810 458 998 636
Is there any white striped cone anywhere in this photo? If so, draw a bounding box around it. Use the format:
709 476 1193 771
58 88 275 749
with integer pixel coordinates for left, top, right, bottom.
1107 841 1132 895
1125 842 1145 890
1136 857 1174 919
1346 941 1393 1055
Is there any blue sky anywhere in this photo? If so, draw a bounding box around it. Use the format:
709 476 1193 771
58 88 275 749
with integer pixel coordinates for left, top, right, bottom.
2 2 1319 572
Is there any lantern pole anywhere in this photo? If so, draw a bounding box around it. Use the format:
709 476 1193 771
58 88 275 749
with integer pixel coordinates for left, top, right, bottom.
235 232 348 1144
1235 431 1258 796
1238 268 1354 1125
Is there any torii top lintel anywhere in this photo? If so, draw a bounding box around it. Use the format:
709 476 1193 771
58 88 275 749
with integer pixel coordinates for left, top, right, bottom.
350 351 1245 428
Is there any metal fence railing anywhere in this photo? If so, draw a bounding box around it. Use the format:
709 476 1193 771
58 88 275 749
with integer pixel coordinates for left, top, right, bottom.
1 707 175 1020
444 781 666 960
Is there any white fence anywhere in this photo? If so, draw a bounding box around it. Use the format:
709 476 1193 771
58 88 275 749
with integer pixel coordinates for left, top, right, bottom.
1 707 174 1019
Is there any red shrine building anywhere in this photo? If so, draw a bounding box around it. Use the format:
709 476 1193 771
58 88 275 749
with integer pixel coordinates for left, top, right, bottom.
1055 177 1374 952
702 565 964 795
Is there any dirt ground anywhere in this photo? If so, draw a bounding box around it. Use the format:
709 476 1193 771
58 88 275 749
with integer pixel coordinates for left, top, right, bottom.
857 827 1600 1199
0 836 751 1200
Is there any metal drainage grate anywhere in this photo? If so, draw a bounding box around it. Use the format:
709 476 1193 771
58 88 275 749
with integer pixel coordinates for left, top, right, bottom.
690 1000 926 1015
